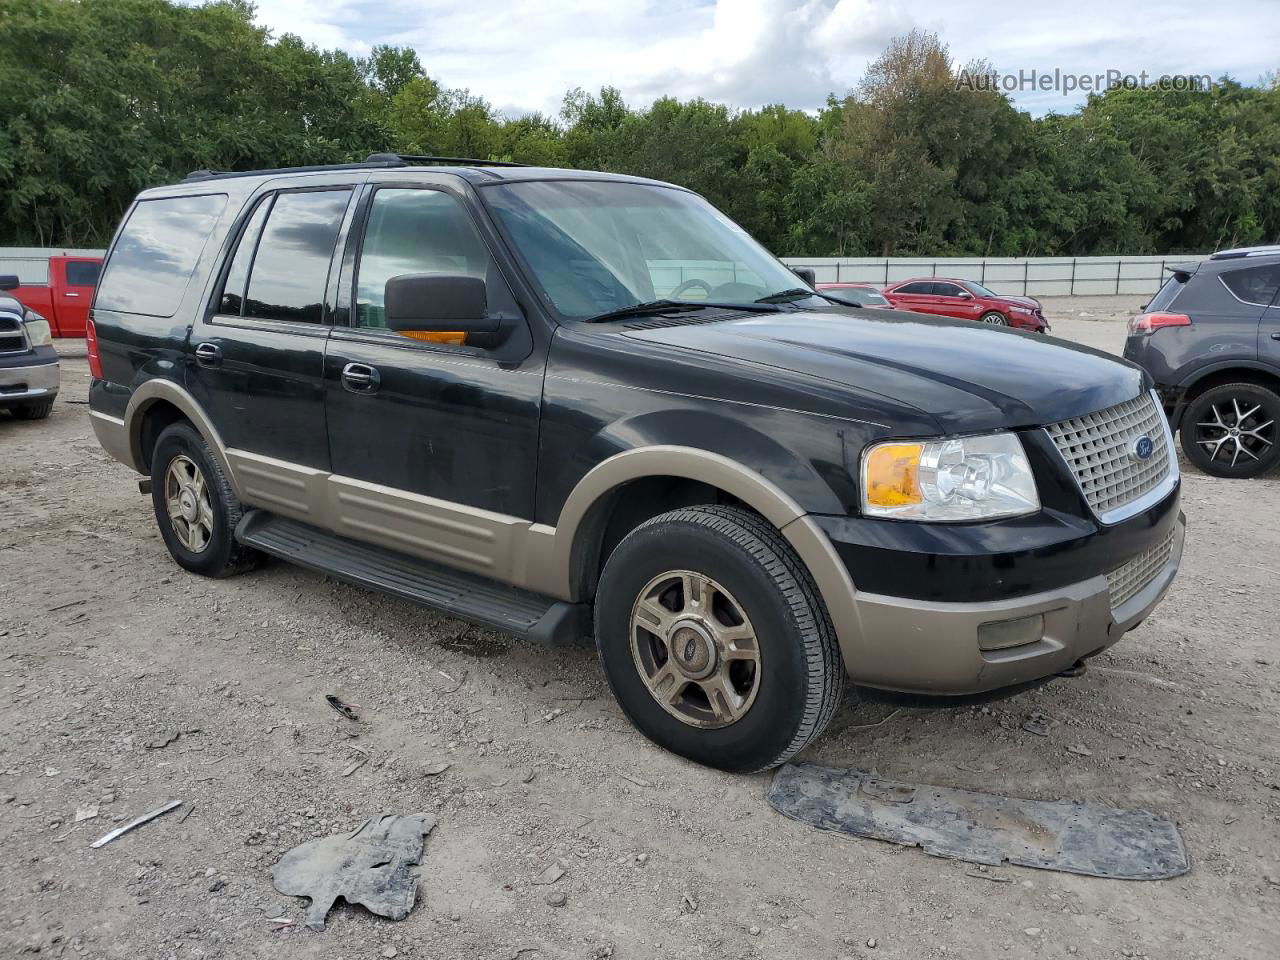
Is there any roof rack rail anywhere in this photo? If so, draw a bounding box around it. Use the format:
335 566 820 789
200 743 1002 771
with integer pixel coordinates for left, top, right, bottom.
183 158 406 182
1209 245 1280 260
365 152 527 167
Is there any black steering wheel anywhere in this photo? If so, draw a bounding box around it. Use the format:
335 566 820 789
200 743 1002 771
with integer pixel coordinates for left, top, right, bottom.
668 278 713 299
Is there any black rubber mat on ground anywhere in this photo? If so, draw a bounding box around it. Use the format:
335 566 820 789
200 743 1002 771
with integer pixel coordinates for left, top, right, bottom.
768 763 1189 880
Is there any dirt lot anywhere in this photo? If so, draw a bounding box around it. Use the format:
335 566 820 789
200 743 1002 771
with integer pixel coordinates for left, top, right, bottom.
2 296 1278 960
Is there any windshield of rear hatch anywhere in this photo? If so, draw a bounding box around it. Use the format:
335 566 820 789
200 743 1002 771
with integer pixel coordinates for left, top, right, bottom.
483 179 819 319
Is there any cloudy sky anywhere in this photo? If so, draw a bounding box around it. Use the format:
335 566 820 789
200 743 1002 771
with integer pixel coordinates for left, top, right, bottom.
244 0 1277 117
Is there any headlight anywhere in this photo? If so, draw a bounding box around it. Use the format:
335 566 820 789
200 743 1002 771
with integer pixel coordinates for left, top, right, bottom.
23 311 52 347
860 432 1040 521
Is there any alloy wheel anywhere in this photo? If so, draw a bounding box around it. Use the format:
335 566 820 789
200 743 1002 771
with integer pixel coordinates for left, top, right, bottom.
1194 397 1275 470
629 570 762 729
164 454 215 553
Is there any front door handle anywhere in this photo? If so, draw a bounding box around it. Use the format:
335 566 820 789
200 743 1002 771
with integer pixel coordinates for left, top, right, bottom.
1271 332 1280 340
194 342 221 367
341 362 380 394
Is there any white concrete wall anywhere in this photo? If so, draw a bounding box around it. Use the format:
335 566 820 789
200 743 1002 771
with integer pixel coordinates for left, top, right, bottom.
2 246 1205 298
781 255 1206 298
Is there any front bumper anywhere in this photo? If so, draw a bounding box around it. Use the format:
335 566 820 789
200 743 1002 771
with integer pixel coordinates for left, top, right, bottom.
0 347 60 406
846 513 1183 694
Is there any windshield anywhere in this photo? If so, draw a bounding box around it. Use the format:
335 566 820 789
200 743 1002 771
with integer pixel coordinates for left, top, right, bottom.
964 281 999 298
483 180 822 319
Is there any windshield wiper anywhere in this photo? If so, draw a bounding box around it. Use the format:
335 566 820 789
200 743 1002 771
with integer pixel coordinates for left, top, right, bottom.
755 287 819 304
585 299 781 323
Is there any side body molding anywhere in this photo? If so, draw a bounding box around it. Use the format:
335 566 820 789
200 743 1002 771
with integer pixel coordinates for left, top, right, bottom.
104 395 866 662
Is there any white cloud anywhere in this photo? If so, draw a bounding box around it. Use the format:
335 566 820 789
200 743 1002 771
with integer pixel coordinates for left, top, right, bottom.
240 0 1279 116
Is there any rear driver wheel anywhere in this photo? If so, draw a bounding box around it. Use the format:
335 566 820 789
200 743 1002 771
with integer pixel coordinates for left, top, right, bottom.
594 505 845 773
150 421 261 576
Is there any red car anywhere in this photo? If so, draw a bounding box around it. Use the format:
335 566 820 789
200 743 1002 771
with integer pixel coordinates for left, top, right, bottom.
815 282 893 308
881 277 1048 332
6 255 102 338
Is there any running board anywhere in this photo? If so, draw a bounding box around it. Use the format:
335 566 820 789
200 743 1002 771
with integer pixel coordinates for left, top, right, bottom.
235 511 588 645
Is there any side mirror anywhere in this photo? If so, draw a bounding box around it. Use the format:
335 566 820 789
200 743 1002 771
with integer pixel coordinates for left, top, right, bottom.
957 291 974 299
384 274 507 347
0 274 19 291
790 267 816 287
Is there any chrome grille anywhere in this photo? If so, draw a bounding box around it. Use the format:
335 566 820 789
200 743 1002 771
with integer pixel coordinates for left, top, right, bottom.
1045 392 1174 521
1106 527 1176 610
0 315 26 354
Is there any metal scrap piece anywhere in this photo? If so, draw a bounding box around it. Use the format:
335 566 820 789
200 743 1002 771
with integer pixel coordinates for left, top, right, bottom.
89 799 183 849
272 813 436 931
767 763 1189 880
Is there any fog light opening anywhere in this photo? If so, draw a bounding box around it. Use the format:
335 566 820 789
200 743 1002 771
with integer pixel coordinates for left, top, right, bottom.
978 614 1044 652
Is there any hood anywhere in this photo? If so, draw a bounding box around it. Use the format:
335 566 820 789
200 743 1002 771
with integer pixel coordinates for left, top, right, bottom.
0 293 23 317
623 308 1144 434
998 295 1041 310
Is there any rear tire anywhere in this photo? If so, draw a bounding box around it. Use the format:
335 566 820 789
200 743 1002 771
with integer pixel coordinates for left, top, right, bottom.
1179 382 1280 478
11 397 54 420
594 505 845 773
150 421 261 576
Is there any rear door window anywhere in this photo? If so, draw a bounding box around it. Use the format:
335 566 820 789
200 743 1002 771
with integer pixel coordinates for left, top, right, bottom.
96 194 228 317
243 190 351 324
1221 264 1280 307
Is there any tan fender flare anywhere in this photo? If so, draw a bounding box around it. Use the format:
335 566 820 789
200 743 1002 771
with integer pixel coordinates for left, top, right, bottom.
527 445 866 660
123 380 242 500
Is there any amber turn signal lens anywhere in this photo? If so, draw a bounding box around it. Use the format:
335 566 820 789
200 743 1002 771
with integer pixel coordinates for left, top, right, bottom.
863 442 923 507
397 330 468 346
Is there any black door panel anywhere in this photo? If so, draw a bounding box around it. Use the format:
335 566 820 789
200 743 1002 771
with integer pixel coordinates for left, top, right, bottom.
324 183 544 520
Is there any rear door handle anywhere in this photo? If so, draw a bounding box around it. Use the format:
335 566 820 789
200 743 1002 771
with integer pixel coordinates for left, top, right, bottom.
1271 332 1280 340
194 342 221 367
341 362 380 394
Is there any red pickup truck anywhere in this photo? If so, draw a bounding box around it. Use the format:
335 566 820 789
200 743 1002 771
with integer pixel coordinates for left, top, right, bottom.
8 255 102 338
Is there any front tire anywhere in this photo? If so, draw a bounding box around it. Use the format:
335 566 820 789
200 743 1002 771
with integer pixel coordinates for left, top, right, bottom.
594 505 845 773
978 311 1008 326
150 421 261 576
1179 382 1280 478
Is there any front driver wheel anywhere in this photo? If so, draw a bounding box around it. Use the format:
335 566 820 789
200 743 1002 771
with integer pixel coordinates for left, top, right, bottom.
595 505 844 773
1179 382 1280 478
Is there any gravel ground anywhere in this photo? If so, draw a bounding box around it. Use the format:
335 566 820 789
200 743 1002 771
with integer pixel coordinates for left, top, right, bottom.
2 296 1277 960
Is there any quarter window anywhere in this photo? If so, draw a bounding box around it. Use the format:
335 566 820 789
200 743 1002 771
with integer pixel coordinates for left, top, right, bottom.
96 194 228 317
242 190 351 324
1221 264 1280 307
354 188 496 330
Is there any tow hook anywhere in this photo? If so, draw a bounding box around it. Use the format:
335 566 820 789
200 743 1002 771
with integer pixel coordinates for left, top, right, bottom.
1056 659 1088 679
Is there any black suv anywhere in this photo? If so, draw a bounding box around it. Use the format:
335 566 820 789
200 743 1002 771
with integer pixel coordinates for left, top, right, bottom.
1124 247 1280 478
87 155 1185 773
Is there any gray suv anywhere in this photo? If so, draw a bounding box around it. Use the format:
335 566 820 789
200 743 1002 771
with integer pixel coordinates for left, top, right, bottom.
1124 247 1280 478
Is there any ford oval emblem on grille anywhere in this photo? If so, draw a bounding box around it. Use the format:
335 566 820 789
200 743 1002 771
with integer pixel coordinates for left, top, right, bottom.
1130 435 1155 461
